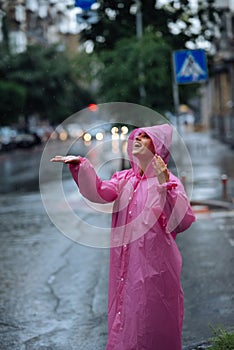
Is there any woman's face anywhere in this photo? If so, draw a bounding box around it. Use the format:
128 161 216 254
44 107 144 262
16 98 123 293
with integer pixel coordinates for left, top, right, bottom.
132 131 155 157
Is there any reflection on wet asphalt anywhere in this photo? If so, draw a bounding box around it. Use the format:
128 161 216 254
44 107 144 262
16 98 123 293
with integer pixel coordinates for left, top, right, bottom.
183 133 234 201
178 211 234 346
0 192 109 350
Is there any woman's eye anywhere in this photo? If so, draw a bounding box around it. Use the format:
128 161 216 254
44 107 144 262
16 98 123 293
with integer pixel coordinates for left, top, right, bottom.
137 133 150 139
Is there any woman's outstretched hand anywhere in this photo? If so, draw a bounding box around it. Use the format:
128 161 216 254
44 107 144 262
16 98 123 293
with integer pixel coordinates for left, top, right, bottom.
152 155 169 184
50 155 81 164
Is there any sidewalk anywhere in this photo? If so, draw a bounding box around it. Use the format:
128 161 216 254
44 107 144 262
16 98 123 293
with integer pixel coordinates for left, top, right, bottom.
180 130 234 212
179 130 234 349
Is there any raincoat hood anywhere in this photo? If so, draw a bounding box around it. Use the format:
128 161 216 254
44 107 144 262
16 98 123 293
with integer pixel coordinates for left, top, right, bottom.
127 124 173 176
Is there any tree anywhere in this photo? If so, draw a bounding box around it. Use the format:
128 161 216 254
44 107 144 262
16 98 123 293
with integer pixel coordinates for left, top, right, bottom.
79 0 221 53
0 81 26 126
94 31 174 111
75 0 221 112
0 45 94 126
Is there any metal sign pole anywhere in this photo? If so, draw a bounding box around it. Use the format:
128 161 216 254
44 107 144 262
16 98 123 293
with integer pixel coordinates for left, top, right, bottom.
172 53 180 132
173 79 180 131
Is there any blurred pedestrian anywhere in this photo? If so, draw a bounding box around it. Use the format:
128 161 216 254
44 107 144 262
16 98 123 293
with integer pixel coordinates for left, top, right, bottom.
50 124 195 350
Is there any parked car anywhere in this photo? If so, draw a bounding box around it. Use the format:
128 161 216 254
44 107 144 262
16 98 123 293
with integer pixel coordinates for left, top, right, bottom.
29 125 53 142
15 132 41 148
0 127 18 151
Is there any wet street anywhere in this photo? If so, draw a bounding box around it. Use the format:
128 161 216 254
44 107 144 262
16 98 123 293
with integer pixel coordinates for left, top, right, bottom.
0 192 109 350
0 131 234 349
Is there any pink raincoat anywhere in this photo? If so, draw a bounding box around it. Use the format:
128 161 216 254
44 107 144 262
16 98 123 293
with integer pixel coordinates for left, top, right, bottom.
69 124 195 350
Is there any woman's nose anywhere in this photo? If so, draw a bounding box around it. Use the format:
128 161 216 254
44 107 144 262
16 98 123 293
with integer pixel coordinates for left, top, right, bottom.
135 134 142 141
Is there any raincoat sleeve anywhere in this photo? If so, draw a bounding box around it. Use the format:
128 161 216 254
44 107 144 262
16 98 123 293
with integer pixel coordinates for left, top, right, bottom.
68 158 119 203
157 174 195 238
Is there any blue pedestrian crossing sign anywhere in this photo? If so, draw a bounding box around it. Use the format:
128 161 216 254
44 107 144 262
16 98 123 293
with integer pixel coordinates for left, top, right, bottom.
173 49 208 84
75 0 96 10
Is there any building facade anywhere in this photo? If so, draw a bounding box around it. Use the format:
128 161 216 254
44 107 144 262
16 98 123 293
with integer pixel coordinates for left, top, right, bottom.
0 0 81 53
209 0 234 146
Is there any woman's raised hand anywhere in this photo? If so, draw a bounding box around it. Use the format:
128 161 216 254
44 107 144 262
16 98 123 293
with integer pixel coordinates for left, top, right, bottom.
50 155 81 164
152 155 169 184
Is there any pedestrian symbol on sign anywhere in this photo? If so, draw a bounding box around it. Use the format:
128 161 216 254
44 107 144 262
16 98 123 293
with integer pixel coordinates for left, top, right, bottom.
173 49 208 84
178 54 206 81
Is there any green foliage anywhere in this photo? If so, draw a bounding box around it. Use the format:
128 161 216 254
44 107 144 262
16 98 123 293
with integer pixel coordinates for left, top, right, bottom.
0 45 93 125
80 0 136 51
95 32 173 110
0 81 26 125
79 30 198 112
80 0 220 53
209 327 234 350
77 0 219 112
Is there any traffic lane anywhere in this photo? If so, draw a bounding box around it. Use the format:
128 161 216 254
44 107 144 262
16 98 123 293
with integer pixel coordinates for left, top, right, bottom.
0 140 89 194
0 191 108 350
1 188 233 349
178 211 234 346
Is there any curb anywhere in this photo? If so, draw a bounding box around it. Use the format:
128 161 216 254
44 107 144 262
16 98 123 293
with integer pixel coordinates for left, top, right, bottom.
190 199 234 211
191 205 210 214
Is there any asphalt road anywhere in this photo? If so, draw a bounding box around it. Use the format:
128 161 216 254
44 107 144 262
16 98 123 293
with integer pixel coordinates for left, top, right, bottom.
0 189 233 349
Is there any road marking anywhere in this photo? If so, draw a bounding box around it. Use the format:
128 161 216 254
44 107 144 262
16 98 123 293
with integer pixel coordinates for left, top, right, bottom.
192 205 210 214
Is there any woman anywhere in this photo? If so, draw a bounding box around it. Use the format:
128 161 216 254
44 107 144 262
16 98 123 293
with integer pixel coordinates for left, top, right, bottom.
51 124 195 350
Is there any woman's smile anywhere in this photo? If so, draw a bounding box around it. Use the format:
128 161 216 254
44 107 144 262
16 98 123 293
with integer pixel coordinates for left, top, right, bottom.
133 141 142 148
132 141 144 154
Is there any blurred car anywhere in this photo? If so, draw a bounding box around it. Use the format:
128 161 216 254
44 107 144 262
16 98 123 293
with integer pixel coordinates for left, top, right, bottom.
15 132 41 148
82 122 113 142
0 127 18 151
29 125 53 142
83 126 106 141
65 123 84 139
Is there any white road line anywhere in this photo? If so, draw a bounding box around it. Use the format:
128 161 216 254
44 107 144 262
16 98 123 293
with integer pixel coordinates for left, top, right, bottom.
228 238 234 247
